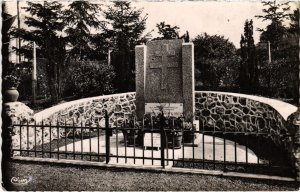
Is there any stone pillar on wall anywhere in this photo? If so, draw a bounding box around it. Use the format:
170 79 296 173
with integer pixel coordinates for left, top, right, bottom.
135 45 147 120
2 102 34 158
182 42 195 121
3 102 34 124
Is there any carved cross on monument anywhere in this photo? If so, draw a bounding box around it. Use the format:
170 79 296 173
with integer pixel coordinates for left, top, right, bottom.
135 39 195 121
149 44 178 90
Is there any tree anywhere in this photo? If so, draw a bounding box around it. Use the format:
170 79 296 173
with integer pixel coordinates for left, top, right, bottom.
239 20 258 93
2 2 16 76
255 0 291 52
17 1 21 63
154 22 189 42
156 21 179 39
256 0 291 24
90 32 112 61
63 1 101 60
102 1 148 52
11 1 65 58
193 33 239 90
101 1 148 92
10 1 66 103
255 1 298 102
289 8 299 34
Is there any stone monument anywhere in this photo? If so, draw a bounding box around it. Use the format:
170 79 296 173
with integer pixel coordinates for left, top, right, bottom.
135 39 194 121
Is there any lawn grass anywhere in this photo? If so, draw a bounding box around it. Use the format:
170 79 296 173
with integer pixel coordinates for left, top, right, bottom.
3 160 299 191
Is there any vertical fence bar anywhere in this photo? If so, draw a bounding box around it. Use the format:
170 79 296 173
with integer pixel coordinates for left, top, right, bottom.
97 124 100 162
223 122 226 172
182 119 185 168
81 117 83 160
234 118 237 171
199 118 204 167
89 124 92 161
57 121 59 160
223 137 226 171
50 121 52 158
34 121 37 157
65 118 67 159
257 135 260 165
245 121 248 171
27 120 29 156
105 110 110 164
142 117 145 165
213 119 216 170
134 118 136 165
19 120 22 155
160 113 165 169
166 119 169 166
257 120 260 165
202 121 205 169
42 120 44 158
57 118 60 156
246 134 248 170
172 118 175 164
124 120 127 164
268 119 271 174
73 120 75 160
116 121 119 163
151 116 154 165
192 122 195 168
161 129 165 168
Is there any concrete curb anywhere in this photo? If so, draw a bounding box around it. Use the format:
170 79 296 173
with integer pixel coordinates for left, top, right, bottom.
11 156 296 182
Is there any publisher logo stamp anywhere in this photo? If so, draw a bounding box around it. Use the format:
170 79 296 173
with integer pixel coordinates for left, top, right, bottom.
11 176 32 185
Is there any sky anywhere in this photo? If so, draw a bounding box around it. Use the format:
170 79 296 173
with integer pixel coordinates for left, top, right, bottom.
6 0 298 49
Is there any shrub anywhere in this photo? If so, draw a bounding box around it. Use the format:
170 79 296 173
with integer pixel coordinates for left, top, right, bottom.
258 59 298 101
9 62 33 101
3 75 20 89
64 60 116 98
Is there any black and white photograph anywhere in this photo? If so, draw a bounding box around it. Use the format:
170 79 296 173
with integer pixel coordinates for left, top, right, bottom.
1 0 300 190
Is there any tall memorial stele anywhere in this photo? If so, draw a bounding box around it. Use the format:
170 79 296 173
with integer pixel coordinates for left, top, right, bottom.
135 39 195 121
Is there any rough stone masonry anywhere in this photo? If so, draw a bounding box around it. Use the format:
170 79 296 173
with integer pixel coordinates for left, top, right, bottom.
135 39 195 121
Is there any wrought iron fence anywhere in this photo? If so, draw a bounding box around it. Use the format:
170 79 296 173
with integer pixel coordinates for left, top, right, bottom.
11 112 295 178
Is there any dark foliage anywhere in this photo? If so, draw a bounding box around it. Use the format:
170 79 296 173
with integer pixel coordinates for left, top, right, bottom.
101 2 148 92
239 20 258 93
193 33 239 91
10 1 67 103
63 60 115 98
2 2 16 76
63 1 101 60
156 21 180 39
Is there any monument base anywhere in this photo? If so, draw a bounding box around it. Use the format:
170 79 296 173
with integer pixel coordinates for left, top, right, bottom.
183 143 199 147
143 132 161 150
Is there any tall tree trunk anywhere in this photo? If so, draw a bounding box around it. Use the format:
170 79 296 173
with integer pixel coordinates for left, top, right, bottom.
17 1 21 63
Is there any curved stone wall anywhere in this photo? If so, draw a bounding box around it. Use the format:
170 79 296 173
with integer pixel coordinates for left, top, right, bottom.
195 91 297 132
7 92 136 153
6 91 297 156
35 92 136 127
194 91 297 150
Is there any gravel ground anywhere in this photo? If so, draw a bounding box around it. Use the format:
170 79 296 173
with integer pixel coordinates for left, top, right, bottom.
2 160 299 191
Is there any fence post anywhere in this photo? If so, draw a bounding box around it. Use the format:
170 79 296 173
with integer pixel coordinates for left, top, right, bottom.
105 110 110 164
2 105 14 192
160 112 165 168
